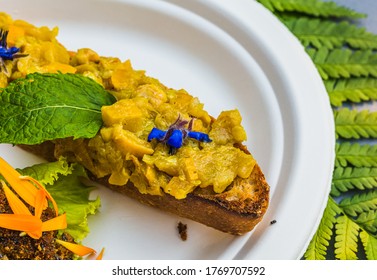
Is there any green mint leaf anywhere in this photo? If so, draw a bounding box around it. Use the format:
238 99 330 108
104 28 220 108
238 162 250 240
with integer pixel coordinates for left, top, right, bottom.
0 72 116 145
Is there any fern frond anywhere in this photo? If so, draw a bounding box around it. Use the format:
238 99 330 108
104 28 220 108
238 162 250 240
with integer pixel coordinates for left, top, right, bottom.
334 109 377 139
339 190 377 216
325 78 377 107
281 17 377 50
304 198 342 259
334 214 360 260
360 230 377 260
335 142 377 168
257 0 364 18
331 167 377 196
355 210 377 234
307 48 377 80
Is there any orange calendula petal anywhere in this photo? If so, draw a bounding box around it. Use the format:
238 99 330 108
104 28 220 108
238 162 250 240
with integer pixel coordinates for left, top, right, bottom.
96 247 105 260
0 213 42 232
34 189 46 219
27 231 43 240
55 239 96 256
0 157 39 207
22 175 58 215
1 181 32 216
41 213 67 232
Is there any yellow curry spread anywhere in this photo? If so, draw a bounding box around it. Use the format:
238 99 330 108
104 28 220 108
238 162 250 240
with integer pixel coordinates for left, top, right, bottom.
0 12 256 199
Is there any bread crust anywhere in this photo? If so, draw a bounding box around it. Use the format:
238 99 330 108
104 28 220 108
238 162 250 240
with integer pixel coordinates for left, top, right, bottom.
19 142 269 235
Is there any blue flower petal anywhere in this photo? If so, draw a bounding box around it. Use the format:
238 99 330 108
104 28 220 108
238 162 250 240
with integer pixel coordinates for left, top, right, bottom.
188 131 212 142
148 117 211 153
148 127 167 142
167 130 183 149
0 30 25 62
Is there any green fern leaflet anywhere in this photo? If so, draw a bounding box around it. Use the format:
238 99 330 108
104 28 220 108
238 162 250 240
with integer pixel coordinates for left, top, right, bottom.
325 78 377 107
334 214 360 260
355 210 377 235
339 190 377 216
307 48 377 80
257 0 364 18
304 198 341 260
335 142 377 168
360 230 377 259
334 109 377 139
282 17 377 50
331 167 377 196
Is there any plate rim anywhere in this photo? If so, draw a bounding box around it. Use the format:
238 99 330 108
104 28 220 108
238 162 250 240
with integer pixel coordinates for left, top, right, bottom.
0 0 335 260
163 0 335 259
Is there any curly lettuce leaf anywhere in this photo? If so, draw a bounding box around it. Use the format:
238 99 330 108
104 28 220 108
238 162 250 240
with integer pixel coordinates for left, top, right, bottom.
20 157 72 185
20 158 101 242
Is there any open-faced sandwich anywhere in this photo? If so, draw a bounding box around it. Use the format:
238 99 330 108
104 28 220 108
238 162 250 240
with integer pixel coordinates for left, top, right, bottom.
0 12 269 238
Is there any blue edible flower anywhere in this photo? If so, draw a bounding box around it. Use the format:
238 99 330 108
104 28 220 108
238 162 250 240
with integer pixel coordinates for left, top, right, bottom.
148 116 212 153
0 29 27 73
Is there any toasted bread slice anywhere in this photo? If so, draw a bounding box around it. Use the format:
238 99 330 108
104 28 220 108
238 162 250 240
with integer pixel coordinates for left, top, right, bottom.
20 141 269 235
2 11 269 236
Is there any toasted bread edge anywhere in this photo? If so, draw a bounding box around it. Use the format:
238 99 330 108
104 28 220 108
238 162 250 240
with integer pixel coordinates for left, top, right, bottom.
19 142 269 235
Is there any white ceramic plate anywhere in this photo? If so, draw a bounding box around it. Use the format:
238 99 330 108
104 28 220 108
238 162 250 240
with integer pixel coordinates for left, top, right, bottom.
0 0 335 259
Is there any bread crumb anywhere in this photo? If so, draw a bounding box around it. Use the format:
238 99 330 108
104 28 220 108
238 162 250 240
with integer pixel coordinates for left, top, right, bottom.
177 222 187 241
